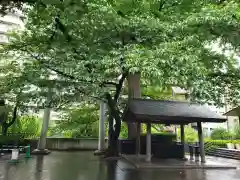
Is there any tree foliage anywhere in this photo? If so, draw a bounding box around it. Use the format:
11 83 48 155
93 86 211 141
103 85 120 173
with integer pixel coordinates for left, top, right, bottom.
54 104 99 138
177 126 198 143
211 128 232 140
8 115 40 138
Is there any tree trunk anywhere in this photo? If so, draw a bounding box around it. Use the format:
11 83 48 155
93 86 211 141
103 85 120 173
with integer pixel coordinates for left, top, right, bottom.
2 125 8 136
1 104 18 136
127 73 141 139
105 105 121 157
105 72 127 157
105 93 122 157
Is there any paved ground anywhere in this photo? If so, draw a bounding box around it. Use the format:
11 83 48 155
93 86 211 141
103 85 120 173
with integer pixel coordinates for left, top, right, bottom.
123 155 239 169
0 151 239 180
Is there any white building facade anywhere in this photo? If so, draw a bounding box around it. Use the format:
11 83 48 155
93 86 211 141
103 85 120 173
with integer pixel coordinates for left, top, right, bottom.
0 12 24 44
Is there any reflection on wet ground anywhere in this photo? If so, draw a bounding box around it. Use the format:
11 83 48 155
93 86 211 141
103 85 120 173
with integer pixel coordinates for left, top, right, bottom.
0 151 239 180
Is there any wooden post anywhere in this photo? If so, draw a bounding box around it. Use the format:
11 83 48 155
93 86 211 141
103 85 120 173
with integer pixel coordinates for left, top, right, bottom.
136 122 141 156
127 73 141 139
197 122 206 163
146 123 151 162
180 124 185 158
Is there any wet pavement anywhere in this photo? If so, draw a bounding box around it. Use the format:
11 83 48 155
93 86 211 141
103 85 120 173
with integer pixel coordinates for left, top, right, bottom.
0 151 239 180
123 155 238 169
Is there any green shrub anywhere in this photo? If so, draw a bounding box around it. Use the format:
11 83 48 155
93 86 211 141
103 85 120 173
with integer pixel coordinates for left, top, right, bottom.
177 127 198 143
233 126 240 139
8 115 40 138
120 123 128 139
204 142 221 153
210 128 232 140
152 132 176 142
204 139 240 149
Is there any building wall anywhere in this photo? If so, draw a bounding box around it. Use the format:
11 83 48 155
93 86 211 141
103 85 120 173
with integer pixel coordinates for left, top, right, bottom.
202 105 239 137
0 12 23 44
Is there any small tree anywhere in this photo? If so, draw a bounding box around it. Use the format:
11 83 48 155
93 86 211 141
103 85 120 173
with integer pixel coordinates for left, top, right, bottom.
233 126 240 140
54 104 99 138
8 115 40 138
211 128 232 140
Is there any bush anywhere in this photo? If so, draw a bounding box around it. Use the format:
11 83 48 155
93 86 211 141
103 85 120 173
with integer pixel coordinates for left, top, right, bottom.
233 126 240 139
210 128 232 140
177 127 198 143
8 115 40 138
204 139 240 149
120 123 128 139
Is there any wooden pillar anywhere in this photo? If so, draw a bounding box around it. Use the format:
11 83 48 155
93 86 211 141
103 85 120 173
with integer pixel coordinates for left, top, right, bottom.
127 73 141 139
136 122 141 156
197 122 206 163
146 123 151 162
180 124 185 158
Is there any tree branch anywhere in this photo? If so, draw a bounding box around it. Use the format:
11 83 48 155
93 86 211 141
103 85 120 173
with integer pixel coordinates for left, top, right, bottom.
3 92 20 128
30 54 118 87
159 0 165 11
208 72 240 79
114 71 128 101
7 103 17 127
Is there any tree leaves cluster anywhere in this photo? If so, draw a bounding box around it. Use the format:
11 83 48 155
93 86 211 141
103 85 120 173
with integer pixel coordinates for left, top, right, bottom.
54 103 99 138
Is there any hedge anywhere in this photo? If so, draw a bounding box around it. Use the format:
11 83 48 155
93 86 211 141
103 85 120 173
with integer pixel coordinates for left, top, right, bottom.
205 140 240 148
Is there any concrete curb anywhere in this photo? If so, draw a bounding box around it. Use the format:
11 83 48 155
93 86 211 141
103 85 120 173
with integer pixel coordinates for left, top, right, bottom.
32 149 51 155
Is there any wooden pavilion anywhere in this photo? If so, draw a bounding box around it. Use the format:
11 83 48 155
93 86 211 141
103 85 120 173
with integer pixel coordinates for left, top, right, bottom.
123 99 227 162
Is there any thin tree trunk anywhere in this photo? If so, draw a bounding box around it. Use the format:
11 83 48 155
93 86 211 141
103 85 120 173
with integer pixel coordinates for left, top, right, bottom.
1 104 18 136
2 125 7 136
105 72 127 157
105 102 121 157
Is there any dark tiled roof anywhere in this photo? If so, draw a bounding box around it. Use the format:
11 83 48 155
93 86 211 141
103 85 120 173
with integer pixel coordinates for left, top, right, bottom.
124 99 227 124
224 106 240 116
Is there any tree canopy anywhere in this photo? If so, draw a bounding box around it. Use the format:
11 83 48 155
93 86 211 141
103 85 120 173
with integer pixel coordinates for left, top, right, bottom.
2 0 239 105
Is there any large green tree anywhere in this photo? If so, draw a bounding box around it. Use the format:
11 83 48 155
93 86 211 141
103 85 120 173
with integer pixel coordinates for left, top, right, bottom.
2 0 240 156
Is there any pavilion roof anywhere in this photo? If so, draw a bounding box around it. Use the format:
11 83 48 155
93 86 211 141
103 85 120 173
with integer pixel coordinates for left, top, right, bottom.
123 99 227 124
224 106 240 116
